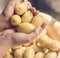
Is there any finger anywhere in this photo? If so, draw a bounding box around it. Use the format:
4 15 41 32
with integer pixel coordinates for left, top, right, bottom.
27 2 32 9
3 0 21 20
30 22 47 37
34 27 43 35
35 10 40 15
28 7 36 14
29 7 40 16
41 22 47 29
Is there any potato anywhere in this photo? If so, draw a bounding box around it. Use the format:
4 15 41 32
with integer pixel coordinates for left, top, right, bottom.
35 52 44 58
23 47 35 58
46 23 60 41
39 12 52 23
42 48 49 54
45 52 57 58
54 21 60 36
14 2 27 15
30 44 42 53
14 47 26 58
23 43 32 47
17 23 35 33
12 46 22 51
37 34 60 51
57 51 60 58
31 15 44 27
22 11 33 23
3 52 13 58
10 15 21 26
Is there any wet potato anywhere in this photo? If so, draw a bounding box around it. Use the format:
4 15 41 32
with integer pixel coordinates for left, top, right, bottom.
10 15 21 26
22 11 33 23
31 15 44 27
17 23 35 33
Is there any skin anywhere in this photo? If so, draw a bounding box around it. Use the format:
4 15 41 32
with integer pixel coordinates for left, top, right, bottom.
0 0 46 58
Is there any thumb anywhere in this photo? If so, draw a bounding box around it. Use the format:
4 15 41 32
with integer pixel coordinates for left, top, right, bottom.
12 33 31 45
3 0 21 20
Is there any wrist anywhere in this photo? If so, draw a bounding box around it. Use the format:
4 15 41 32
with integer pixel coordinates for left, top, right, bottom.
0 29 15 48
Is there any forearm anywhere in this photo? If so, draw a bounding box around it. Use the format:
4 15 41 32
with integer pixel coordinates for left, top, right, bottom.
0 29 14 58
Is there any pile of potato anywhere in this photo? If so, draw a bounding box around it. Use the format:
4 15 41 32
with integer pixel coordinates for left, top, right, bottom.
10 2 44 33
3 23 60 58
3 1 60 58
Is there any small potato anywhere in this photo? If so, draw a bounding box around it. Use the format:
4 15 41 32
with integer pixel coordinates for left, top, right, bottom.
10 15 21 26
35 52 44 58
17 23 35 33
31 15 44 27
42 48 49 54
39 12 52 23
30 44 42 53
46 23 60 41
14 2 27 15
45 52 57 58
14 47 26 58
22 11 33 23
23 43 32 47
3 52 13 58
23 47 35 58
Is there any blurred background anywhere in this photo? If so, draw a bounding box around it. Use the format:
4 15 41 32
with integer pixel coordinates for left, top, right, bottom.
29 0 60 21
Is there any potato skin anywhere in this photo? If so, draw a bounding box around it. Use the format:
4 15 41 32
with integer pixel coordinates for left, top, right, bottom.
14 2 27 15
14 47 26 58
31 15 44 27
30 44 41 53
17 23 35 33
3 52 13 58
23 47 35 58
46 23 60 41
22 11 33 23
10 15 21 26
35 52 44 58
45 52 57 58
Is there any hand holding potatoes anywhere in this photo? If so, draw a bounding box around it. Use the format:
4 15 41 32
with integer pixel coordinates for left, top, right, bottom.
0 1 46 58
10 2 45 34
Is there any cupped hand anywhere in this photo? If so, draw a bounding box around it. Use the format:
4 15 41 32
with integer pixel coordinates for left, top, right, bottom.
0 0 46 57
